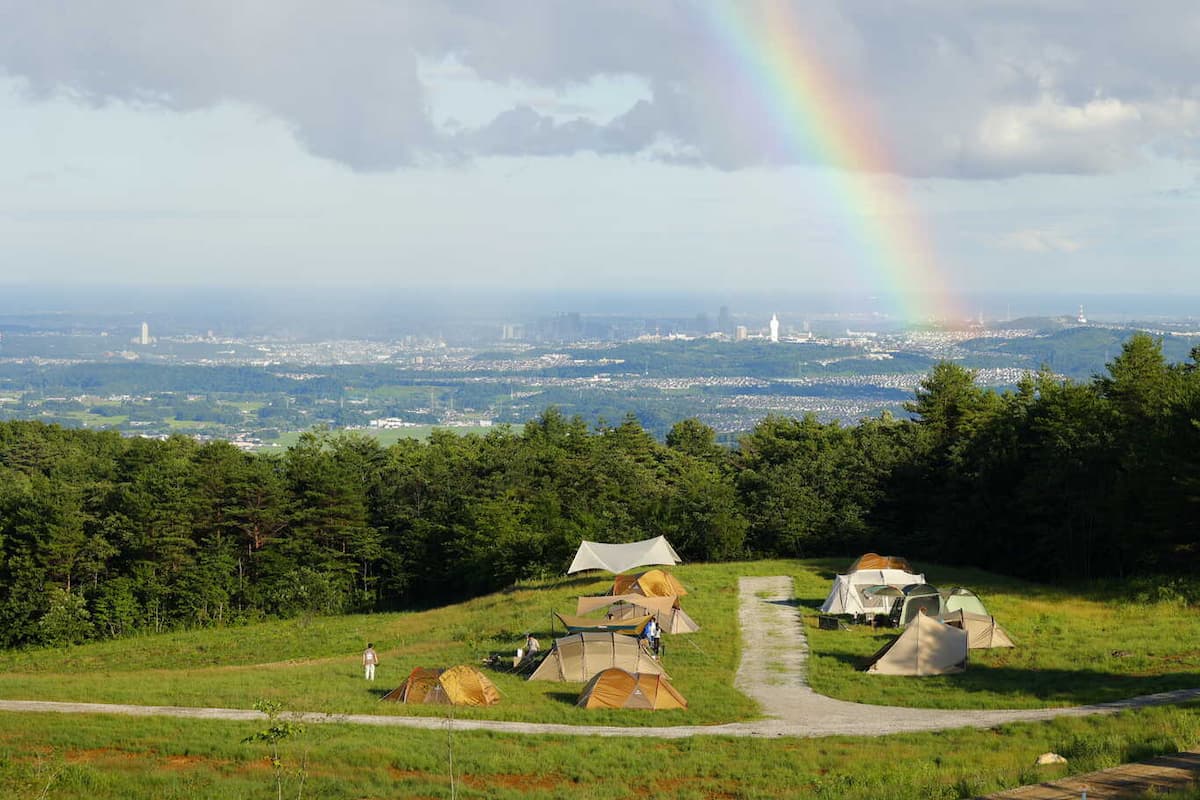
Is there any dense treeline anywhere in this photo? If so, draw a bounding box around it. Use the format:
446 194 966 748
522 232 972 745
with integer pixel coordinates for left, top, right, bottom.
0 333 1197 648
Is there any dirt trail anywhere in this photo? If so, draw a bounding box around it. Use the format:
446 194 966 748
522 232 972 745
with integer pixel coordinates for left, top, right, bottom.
1 575 1197 739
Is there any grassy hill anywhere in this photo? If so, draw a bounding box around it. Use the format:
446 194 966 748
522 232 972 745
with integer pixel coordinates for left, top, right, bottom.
3 558 1200 798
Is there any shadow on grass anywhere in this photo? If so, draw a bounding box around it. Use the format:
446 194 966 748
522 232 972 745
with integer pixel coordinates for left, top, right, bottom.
546 691 580 706
945 664 1200 706
816 655 1200 707
367 687 394 700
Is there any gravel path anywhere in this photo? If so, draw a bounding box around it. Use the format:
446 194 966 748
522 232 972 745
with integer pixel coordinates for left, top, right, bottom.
1 575 1197 739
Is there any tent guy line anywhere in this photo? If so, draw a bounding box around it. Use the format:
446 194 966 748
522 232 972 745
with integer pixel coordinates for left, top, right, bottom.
1 576 1197 739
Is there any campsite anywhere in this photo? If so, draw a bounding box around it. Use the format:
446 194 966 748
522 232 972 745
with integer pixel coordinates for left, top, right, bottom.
3 557 1200 798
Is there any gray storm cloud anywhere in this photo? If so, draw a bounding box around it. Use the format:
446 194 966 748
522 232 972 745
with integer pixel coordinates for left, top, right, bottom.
1 0 1197 177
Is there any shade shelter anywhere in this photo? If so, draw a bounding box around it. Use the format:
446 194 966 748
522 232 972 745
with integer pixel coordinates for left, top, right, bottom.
820 569 925 616
848 553 914 573
381 665 501 706
576 594 700 634
577 668 688 710
568 536 681 574
528 632 667 682
611 569 688 598
941 587 989 617
554 612 653 636
943 610 1015 649
863 614 968 676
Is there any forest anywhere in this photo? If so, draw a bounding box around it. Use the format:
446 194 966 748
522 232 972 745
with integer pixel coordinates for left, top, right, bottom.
0 332 1197 648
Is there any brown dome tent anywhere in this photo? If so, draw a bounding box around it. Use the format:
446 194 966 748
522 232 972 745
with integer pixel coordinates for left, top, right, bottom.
847 552 914 573
577 668 687 710
611 569 688 598
381 665 501 706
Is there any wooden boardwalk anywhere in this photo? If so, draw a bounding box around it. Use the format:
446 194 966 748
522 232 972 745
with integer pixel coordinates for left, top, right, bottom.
981 749 1200 799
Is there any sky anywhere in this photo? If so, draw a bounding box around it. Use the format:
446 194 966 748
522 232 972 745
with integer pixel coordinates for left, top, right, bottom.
1 1 1198 320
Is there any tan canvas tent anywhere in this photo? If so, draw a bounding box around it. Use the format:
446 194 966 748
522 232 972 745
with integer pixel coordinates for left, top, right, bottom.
381 665 501 705
943 610 1015 649
528 632 668 682
848 553 914 573
577 668 687 710
611 569 688 598
575 594 700 634
864 614 968 676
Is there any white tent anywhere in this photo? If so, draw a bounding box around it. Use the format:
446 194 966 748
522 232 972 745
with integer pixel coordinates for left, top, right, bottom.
567 536 682 575
819 569 926 615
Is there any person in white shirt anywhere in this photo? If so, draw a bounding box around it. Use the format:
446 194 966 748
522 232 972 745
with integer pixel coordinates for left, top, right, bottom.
362 643 379 681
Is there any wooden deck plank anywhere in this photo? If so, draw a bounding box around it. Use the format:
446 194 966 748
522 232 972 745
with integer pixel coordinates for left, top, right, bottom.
981 749 1200 799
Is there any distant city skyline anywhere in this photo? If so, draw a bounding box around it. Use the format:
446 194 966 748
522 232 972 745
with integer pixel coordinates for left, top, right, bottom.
2 3 1199 319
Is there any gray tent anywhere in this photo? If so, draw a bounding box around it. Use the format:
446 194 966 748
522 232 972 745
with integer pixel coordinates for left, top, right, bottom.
891 583 942 626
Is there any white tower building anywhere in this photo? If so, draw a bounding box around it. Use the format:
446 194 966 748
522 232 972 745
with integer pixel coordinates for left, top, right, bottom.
769 314 780 343
1076 305 1087 325
140 321 150 346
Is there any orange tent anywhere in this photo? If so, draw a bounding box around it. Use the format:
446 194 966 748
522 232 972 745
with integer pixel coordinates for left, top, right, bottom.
611 569 688 598
381 665 500 706
847 553 913 573
577 668 687 710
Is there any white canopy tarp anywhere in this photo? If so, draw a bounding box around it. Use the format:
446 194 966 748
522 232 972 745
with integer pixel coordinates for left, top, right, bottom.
819 569 926 615
567 536 682 575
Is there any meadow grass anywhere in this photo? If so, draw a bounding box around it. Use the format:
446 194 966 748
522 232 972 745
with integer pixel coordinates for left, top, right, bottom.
1 703 1199 799
798 559 1200 709
3 559 1200 725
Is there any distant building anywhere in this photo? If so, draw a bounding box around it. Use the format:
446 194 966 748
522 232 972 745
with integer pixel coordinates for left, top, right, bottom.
1076 305 1088 325
717 305 732 334
140 322 150 346
735 325 748 342
769 314 780 343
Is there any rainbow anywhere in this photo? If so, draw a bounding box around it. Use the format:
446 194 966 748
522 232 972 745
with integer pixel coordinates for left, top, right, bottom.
697 2 963 323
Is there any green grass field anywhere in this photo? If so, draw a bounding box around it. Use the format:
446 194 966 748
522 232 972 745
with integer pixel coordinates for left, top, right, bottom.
3 558 1200 798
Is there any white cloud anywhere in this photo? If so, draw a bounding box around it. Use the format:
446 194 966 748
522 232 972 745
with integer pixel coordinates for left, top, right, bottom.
1 1 1199 177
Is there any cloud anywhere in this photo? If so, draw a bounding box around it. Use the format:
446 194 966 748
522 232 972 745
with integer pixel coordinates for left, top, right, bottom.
1 1 1198 177
998 229 1084 254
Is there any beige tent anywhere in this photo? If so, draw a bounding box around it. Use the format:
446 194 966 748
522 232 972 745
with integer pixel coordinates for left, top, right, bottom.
576 594 700 634
381 665 501 706
864 614 968 676
611 569 688 598
577 668 687 710
529 632 668 682
848 552 914 573
943 610 1015 649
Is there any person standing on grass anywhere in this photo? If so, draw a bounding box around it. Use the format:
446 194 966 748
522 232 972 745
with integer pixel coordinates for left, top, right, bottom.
362 643 379 681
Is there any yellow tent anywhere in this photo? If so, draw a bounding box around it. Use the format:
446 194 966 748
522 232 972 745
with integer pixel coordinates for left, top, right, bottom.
611 569 688 598
381 665 501 706
529 632 668 682
577 668 687 710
